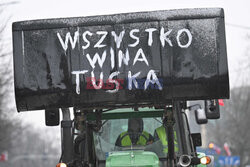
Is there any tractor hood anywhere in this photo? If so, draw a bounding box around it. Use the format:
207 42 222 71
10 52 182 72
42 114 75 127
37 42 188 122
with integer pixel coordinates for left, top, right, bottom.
106 150 159 167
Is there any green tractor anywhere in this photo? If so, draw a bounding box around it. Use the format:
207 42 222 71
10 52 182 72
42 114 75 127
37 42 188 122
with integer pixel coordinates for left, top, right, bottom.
12 8 229 167
71 103 217 167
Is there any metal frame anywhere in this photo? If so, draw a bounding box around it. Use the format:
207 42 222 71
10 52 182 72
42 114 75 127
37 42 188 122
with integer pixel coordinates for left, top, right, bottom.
86 109 167 121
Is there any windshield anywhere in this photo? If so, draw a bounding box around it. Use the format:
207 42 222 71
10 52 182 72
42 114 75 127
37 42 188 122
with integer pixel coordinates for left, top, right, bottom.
93 117 180 161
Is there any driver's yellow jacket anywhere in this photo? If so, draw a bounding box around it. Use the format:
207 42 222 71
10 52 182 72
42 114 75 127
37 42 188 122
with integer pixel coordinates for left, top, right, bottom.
120 131 150 146
155 126 179 153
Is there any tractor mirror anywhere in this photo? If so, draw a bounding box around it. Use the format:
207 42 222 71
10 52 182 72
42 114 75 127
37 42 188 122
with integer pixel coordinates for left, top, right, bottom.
195 108 208 124
205 100 220 119
191 133 202 147
45 108 60 126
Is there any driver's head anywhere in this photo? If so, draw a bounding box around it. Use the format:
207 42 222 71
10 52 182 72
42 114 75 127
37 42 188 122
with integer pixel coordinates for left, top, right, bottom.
128 118 143 133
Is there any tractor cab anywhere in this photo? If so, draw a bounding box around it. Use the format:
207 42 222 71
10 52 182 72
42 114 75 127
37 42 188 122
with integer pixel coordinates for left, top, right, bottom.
71 102 215 167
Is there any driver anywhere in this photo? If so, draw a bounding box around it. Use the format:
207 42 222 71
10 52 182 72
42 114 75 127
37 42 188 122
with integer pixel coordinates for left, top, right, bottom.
115 118 153 147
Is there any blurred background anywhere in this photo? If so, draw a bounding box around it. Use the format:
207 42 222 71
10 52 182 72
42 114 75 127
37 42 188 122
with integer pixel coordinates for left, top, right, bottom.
0 0 250 166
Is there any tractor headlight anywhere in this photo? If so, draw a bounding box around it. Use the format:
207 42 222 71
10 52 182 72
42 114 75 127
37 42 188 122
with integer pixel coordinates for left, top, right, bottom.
56 162 67 167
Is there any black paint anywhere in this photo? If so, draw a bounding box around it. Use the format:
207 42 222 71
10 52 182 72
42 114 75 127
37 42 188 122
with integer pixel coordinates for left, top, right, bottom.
12 8 229 111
